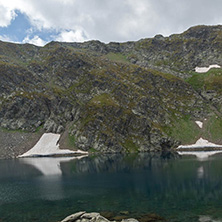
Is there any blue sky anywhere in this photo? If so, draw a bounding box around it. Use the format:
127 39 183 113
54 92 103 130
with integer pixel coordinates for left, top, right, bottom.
0 0 221 46
0 11 54 42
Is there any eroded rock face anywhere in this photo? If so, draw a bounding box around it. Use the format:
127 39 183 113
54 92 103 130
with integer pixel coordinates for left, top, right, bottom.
0 25 222 154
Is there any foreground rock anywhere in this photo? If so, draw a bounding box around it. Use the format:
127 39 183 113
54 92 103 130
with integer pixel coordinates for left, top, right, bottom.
60 212 165 222
60 212 133 222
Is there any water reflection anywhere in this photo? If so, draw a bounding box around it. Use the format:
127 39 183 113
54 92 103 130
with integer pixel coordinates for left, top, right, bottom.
20 157 85 176
177 150 222 160
1 152 222 222
60 152 181 175
197 166 204 179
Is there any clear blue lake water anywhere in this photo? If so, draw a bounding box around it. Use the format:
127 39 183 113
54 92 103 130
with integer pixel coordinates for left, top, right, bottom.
1 152 222 222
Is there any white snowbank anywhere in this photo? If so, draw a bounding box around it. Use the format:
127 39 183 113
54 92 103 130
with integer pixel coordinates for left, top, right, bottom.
19 157 87 175
18 133 88 157
195 64 221 73
195 121 203 128
177 150 222 160
177 137 222 149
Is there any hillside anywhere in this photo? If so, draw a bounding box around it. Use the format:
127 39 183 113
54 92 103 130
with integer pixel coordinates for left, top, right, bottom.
0 25 222 157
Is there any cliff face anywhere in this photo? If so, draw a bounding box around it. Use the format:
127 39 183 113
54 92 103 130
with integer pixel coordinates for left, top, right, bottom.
0 25 222 155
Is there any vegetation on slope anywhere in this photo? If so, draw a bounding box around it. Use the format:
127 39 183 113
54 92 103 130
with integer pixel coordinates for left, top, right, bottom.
0 25 222 153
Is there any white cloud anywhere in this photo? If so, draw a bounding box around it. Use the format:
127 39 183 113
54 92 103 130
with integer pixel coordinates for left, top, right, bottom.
0 34 13 42
0 5 16 27
55 30 88 42
22 35 46 46
0 0 222 43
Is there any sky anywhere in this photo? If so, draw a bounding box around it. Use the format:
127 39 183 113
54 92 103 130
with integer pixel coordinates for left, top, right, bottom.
0 0 221 46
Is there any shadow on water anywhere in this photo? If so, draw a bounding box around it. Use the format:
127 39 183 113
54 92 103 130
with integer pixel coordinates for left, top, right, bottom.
1 151 222 222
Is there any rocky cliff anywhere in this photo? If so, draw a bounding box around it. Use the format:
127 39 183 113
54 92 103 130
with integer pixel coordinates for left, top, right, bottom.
0 25 222 156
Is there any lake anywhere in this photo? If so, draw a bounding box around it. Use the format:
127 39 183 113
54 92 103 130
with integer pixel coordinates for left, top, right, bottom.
1 152 222 222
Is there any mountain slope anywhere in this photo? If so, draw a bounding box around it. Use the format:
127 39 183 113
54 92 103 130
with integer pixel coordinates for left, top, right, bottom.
0 25 222 156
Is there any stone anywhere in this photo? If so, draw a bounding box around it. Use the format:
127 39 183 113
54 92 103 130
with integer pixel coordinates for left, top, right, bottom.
57 125 64 133
61 211 86 222
121 219 139 222
81 212 100 219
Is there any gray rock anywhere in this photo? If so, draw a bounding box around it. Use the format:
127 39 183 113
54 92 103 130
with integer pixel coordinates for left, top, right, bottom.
121 219 139 222
61 212 113 222
57 125 64 133
61 211 86 222
81 213 100 219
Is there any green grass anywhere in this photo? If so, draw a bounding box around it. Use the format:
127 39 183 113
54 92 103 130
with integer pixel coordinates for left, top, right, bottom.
105 52 128 63
186 68 222 91
186 73 206 90
164 116 201 144
203 115 222 143
68 134 76 147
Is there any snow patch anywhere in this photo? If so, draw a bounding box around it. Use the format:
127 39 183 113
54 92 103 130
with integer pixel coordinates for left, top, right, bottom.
177 137 222 149
195 64 221 73
18 133 88 157
195 121 203 128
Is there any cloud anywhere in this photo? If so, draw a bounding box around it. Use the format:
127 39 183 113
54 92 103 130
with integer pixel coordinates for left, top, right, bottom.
54 29 88 42
0 0 222 43
0 5 16 27
22 35 46 46
0 34 13 42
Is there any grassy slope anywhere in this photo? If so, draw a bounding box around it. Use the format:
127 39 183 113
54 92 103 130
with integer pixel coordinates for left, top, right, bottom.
185 68 222 144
